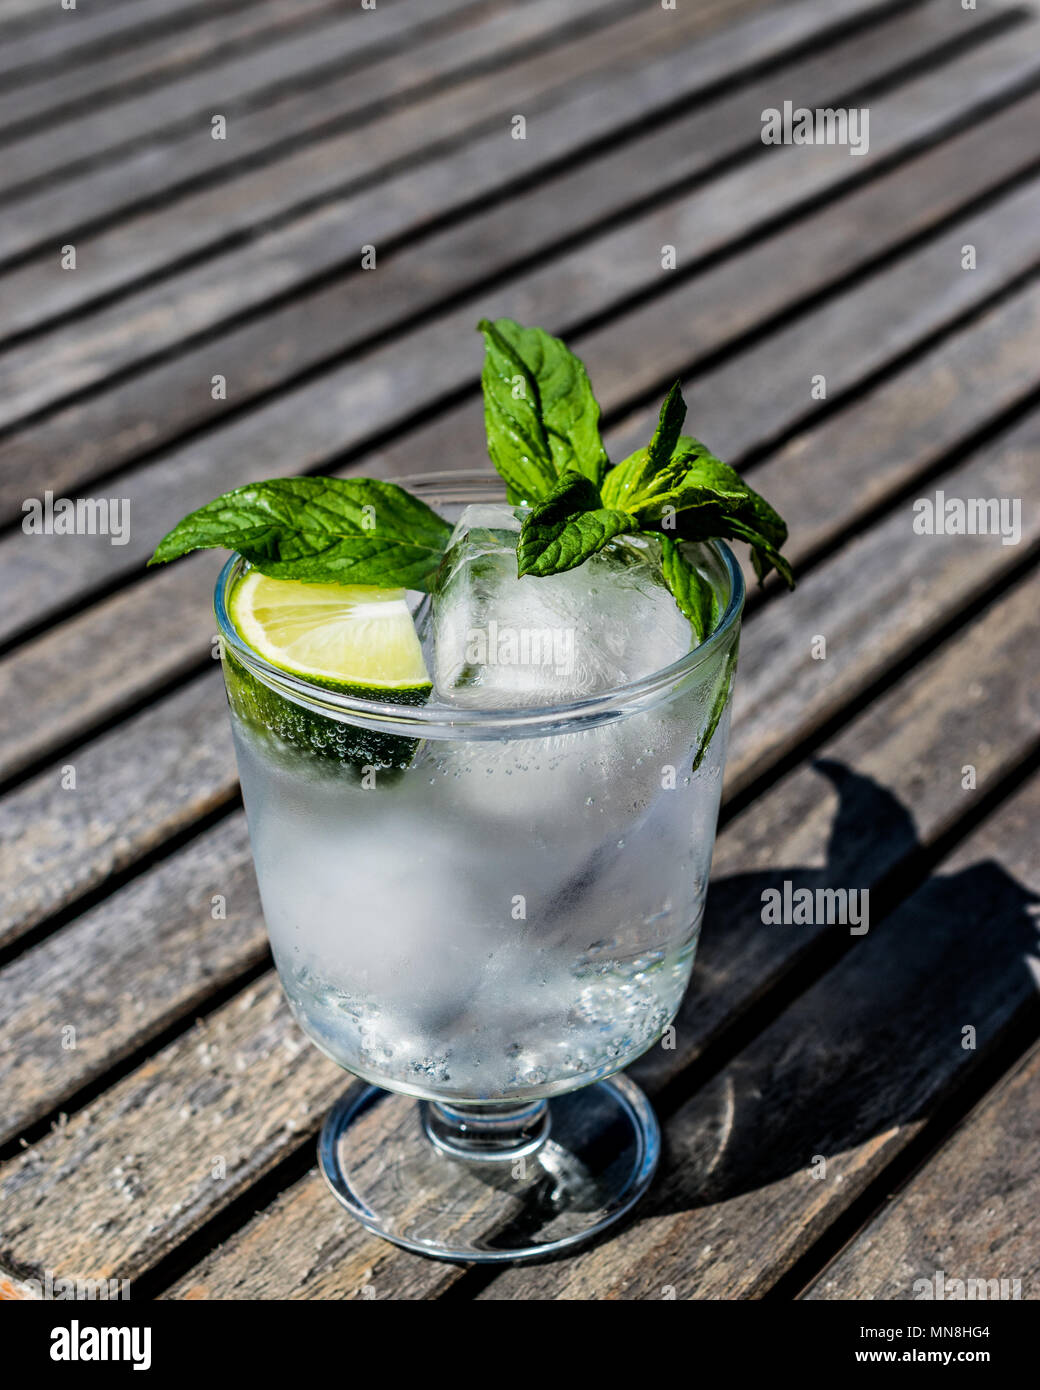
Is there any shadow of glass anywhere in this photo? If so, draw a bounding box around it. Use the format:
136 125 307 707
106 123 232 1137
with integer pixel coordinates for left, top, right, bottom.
633 760 1039 1210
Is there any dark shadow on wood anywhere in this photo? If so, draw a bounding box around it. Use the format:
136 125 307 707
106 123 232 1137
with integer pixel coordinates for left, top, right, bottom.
645 763 1039 1213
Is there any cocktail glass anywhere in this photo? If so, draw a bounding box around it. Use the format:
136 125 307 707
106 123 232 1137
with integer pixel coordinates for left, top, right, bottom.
214 472 744 1262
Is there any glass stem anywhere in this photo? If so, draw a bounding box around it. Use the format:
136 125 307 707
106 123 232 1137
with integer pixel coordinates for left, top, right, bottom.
422 1098 550 1163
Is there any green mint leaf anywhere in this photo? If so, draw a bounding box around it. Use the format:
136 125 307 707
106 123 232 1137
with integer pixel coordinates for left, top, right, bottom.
692 644 739 773
601 382 688 509
516 470 632 577
673 444 787 545
478 317 607 503
599 446 656 509
659 535 719 645
647 381 687 473
601 373 793 588
149 477 454 591
628 433 793 589
726 519 796 588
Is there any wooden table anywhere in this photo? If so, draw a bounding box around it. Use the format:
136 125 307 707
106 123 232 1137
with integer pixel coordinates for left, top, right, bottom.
1 0 1038 1302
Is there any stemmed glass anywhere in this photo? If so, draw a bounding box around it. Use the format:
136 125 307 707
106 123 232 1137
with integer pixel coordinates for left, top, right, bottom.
214 472 744 1262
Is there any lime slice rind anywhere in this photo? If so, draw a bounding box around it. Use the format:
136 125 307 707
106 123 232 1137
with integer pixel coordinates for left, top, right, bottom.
222 571 431 774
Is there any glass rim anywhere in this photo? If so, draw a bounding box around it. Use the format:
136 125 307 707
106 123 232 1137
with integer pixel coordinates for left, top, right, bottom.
212 469 745 739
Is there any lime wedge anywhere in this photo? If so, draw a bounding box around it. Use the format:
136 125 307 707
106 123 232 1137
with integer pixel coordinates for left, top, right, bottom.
229 572 431 694
222 571 431 775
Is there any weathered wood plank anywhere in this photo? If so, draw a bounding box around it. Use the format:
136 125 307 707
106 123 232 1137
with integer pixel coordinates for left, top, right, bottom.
0 558 219 785
0 973 346 1287
0 0 901 328
737 282 1040 576
168 1162 462 1301
4 158 1040 649
0 670 233 951
477 771 1040 1299
0 0 662 270
2 3 1030 489
724 402 1040 795
0 0 346 135
804 1041 1040 1300
0 812 266 1147
4 561 1034 1289
0 0 263 80
583 179 1040 466
0 0 74 28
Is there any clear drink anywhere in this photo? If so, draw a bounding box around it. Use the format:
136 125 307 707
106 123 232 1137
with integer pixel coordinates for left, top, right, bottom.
214 472 744 1258
229 670 731 1102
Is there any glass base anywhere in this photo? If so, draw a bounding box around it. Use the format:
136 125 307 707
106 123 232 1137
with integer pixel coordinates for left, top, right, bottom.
317 1076 660 1263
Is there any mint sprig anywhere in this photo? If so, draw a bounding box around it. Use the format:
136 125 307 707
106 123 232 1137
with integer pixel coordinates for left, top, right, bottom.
150 316 793 643
504 359 793 632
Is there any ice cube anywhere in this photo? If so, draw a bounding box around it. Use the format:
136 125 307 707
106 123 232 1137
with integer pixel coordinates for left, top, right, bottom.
432 503 692 708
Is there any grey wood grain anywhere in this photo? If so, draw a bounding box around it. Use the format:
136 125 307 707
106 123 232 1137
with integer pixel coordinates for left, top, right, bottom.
0 0 481 129
2 1 1029 480
3 566 1036 1293
0 812 266 1148
0 669 235 951
740 282 1040 576
0 557 220 785
582 177 1040 464
0 0 73 27
804 1041 1040 1300
477 771 1040 1298
0 0 894 331
0 973 346 1287
0 0 265 80
725 404 1040 796
0 0 655 270
0 0 345 135
4 161 1040 649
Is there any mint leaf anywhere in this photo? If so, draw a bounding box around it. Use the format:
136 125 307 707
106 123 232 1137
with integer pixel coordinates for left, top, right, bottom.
647 381 687 474
692 644 739 773
478 318 607 503
724 517 795 588
601 381 689 510
599 446 655 510
659 535 718 645
517 470 632 577
624 426 793 589
600 378 792 590
149 477 453 590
